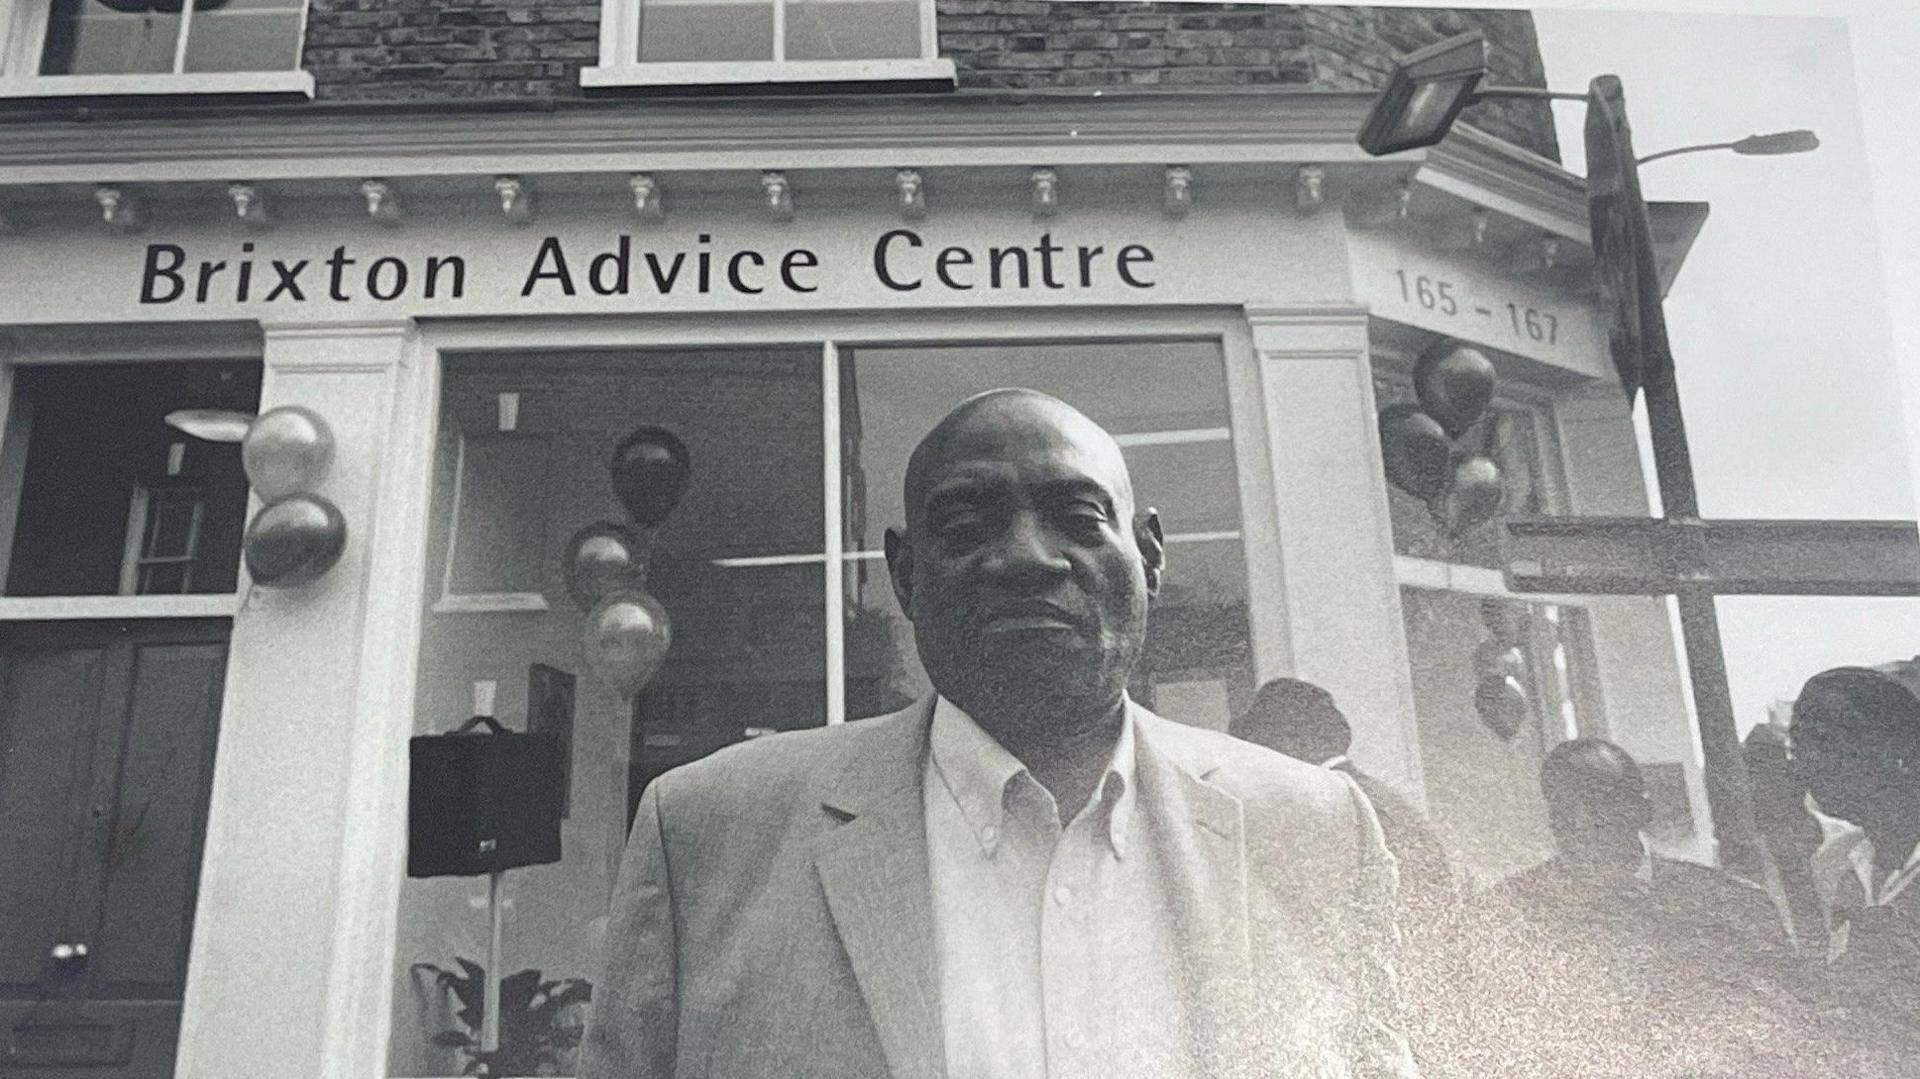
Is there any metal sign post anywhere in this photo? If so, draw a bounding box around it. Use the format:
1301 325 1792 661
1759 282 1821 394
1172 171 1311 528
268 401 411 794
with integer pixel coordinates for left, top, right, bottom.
1499 75 1920 876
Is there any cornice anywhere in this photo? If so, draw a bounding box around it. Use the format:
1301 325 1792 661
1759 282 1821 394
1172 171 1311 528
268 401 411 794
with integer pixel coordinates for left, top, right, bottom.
0 89 1622 272
0 90 1387 183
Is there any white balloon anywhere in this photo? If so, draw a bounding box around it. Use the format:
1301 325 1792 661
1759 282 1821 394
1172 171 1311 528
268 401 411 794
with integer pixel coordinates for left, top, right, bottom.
243 405 334 499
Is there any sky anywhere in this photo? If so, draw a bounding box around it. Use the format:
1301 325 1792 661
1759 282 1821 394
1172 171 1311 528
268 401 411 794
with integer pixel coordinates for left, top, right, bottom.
1518 5 1920 729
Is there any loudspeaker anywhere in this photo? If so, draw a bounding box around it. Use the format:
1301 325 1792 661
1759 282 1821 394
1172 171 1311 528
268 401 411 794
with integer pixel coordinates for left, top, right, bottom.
408 716 564 878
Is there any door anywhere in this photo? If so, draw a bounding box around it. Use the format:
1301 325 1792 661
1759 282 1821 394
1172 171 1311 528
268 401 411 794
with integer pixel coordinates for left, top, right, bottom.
0 619 229 1079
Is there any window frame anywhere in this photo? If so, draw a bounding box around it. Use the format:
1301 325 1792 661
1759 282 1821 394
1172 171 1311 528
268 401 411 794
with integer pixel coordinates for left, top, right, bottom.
580 0 955 91
420 307 1272 728
0 0 315 99
0 329 257 623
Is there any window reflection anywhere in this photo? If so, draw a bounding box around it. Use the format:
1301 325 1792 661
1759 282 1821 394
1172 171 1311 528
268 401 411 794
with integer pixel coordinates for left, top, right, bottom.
392 349 822 1078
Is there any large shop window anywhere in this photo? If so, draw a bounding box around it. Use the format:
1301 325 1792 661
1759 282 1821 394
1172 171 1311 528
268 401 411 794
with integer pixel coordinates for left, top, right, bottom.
0 0 314 98
389 338 1253 1077
1 362 259 599
582 0 954 89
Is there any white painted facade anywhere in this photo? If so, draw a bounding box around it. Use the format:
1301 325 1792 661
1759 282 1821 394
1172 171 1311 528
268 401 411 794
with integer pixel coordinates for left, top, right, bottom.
0 92 1705 1078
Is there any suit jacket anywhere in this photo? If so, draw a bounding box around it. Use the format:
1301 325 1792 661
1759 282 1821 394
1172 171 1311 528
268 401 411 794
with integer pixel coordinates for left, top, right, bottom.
581 698 1415 1079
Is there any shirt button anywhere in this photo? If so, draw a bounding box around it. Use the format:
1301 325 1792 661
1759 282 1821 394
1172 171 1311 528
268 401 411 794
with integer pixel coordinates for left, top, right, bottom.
1066 1030 1088 1050
980 825 998 845
1053 885 1072 905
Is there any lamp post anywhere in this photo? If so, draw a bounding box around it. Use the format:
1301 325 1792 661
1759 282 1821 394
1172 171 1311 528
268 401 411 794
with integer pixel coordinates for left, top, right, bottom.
1356 32 1837 875
1637 130 1820 167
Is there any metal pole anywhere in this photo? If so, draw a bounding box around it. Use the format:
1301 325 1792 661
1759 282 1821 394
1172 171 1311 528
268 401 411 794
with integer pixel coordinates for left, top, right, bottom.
483 870 504 1056
1641 371 1764 876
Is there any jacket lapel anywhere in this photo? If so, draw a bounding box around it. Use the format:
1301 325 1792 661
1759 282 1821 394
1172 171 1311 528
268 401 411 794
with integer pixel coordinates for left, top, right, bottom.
812 700 946 1079
1133 711 1252 970
1132 711 1252 1069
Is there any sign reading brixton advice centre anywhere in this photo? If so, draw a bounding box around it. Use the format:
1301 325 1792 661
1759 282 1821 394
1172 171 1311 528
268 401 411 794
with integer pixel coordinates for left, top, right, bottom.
0 206 1346 324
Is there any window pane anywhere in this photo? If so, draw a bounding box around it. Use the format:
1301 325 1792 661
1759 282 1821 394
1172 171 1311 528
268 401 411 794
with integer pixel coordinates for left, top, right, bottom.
1401 588 1616 882
637 0 775 62
181 0 306 74
391 349 823 1078
840 342 1251 732
5 363 257 598
785 0 922 61
40 0 182 76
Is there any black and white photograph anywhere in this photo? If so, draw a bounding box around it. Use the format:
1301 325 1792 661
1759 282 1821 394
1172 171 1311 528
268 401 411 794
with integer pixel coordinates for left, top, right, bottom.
0 0 1916 1075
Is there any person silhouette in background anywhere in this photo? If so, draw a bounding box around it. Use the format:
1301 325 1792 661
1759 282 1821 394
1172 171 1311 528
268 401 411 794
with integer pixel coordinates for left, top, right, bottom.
1791 666 1920 1043
1231 678 1457 927
1744 721 1829 957
1475 738 1807 1075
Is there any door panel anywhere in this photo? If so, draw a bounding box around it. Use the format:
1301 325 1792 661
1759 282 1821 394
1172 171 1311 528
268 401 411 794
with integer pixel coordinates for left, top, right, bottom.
0 621 228 1079
94 641 228 998
0 644 110 993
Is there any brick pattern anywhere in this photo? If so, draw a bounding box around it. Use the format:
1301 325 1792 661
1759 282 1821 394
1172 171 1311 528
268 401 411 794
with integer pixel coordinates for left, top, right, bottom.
303 0 603 100
297 2 1555 156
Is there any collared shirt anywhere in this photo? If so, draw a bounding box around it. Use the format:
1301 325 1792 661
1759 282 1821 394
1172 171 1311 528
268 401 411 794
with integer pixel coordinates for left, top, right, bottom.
1808 804 1920 961
923 696 1190 1079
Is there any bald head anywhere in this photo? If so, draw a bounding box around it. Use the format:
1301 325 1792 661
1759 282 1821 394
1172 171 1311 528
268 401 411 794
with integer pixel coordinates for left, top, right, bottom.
902 389 1136 530
1540 738 1652 869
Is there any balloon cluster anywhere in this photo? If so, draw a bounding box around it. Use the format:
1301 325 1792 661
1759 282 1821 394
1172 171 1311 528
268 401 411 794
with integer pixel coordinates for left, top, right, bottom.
241 406 347 589
1378 342 1505 534
566 427 689 699
1472 599 1535 742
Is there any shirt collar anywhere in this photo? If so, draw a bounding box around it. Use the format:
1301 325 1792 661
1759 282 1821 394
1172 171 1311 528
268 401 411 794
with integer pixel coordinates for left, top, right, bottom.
1859 837 1920 908
928 694 1138 859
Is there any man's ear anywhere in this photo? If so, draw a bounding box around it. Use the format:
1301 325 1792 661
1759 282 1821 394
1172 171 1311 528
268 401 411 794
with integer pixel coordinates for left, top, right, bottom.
1135 508 1166 598
884 526 915 618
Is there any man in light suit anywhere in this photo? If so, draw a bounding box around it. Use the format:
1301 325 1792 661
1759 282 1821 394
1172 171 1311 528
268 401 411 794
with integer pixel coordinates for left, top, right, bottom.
582 389 1415 1078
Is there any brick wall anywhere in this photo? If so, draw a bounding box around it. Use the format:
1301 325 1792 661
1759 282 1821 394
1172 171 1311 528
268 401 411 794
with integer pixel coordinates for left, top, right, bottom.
298 2 1555 157
302 0 603 101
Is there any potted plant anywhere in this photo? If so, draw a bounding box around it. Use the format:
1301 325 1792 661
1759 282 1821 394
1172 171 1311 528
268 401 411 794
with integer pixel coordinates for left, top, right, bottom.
413 958 592 1076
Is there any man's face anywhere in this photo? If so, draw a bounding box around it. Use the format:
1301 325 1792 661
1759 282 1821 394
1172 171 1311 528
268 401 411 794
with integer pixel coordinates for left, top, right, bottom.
885 395 1163 727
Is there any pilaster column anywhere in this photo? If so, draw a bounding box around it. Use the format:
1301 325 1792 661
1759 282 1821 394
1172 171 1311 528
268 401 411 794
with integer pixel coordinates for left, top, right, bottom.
1244 305 1423 798
1553 383 1710 858
177 321 439 1079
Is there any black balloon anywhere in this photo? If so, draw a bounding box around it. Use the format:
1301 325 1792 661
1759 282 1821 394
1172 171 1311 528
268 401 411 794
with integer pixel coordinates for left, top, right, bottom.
1379 404 1452 501
244 494 347 588
1474 674 1530 742
1414 342 1497 437
610 427 691 527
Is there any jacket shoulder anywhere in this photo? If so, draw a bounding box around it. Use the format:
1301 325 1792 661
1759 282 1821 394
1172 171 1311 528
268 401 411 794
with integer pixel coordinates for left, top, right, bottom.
1137 710 1357 814
647 705 922 822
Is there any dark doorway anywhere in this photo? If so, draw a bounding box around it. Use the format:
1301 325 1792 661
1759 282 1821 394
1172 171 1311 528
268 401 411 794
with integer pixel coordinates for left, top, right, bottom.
0 618 229 1079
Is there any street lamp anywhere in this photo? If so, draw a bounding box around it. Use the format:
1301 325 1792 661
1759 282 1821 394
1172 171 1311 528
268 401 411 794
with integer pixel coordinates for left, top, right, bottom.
1356 33 1831 875
1637 129 1820 166
1357 31 1587 155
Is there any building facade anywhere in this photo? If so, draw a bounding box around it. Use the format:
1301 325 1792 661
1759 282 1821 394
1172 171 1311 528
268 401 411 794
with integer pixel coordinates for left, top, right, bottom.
0 3 1708 1076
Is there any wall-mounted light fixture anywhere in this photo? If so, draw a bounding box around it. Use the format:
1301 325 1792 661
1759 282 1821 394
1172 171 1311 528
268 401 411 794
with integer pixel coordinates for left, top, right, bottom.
1163 166 1193 217
1294 166 1326 213
629 174 665 224
896 169 926 221
762 171 794 222
95 186 143 232
228 182 271 229
494 176 534 225
1030 167 1059 218
361 180 403 227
